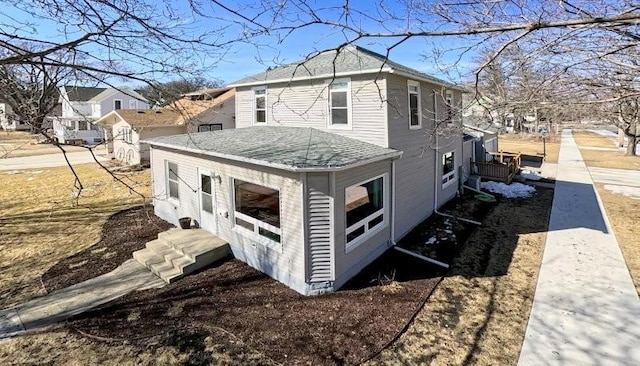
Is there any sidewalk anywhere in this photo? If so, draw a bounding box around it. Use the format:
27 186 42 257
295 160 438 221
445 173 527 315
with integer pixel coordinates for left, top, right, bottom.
0 259 164 339
0 150 107 171
518 130 640 365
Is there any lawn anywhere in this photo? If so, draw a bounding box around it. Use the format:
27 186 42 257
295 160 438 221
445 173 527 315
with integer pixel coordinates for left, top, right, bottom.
572 130 618 148
572 131 640 170
0 130 84 158
0 161 554 365
498 133 560 163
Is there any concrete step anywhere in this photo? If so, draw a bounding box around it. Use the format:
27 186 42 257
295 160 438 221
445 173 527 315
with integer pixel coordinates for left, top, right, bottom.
133 228 230 284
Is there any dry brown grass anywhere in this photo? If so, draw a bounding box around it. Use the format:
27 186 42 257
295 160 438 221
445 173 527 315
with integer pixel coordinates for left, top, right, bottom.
0 131 34 141
371 189 553 365
596 184 640 295
578 149 640 170
572 130 619 148
0 164 150 309
498 134 560 163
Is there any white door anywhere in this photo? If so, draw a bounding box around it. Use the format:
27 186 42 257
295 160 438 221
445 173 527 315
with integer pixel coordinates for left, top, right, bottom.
198 168 217 234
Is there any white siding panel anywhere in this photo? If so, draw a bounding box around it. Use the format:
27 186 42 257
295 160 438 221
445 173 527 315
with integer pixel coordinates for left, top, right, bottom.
306 172 333 283
235 76 388 146
150 147 307 293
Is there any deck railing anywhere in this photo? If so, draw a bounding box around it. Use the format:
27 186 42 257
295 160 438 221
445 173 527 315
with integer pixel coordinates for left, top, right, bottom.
471 151 521 183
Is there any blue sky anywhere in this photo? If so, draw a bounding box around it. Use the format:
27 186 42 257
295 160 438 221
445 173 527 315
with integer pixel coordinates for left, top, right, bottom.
2 0 479 86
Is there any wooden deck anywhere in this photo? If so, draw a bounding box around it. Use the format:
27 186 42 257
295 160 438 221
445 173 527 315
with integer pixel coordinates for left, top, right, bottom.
471 151 522 183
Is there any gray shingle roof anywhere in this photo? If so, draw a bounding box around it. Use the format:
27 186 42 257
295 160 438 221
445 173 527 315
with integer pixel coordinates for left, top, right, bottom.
63 86 107 101
229 45 463 91
144 126 402 172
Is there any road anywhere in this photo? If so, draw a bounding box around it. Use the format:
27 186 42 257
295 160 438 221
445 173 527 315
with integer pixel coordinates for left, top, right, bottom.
589 166 640 187
0 150 108 171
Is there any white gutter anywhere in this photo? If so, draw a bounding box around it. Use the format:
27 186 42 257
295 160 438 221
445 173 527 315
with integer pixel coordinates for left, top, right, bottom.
142 140 403 173
228 68 394 88
388 69 466 92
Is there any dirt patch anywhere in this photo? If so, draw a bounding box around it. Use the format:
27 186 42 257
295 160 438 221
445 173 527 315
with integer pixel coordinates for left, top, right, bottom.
42 206 172 292
372 187 554 365
596 184 640 295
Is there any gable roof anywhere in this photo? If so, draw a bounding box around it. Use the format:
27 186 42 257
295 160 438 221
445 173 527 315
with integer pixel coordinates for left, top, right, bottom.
229 45 464 91
144 126 402 172
167 88 235 125
111 109 184 128
91 87 148 103
62 86 107 101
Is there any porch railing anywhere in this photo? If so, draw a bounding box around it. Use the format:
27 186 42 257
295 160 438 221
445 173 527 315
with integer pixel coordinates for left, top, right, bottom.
471 151 521 183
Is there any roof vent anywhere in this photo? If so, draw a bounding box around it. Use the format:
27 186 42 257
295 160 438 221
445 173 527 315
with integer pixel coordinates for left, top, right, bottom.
155 110 162 114
137 110 145 114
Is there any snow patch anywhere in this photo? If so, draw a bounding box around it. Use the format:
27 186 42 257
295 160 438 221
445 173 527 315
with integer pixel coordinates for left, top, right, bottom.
481 181 536 198
425 237 437 245
520 169 542 181
604 185 640 200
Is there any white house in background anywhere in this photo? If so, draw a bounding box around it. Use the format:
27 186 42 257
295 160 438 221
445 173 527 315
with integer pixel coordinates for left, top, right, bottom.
96 87 236 165
0 100 29 131
51 86 149 144
143 45 465 296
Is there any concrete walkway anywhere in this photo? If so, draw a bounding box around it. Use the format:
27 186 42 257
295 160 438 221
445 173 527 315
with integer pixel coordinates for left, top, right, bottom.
0 259 164 339
0 150 107 171
519 130 640 365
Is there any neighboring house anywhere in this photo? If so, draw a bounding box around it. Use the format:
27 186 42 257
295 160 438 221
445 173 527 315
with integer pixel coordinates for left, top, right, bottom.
463 122 500 163
0 99 30 131
168 87 236 133
144 45 465 296
51 86 149 144
95 109 186 165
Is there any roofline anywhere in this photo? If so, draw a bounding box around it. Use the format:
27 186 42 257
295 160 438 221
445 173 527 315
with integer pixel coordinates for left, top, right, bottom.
388 69 466 92
228 68 393 88
143 139 403 172
463 123 498 135
132 123 184 129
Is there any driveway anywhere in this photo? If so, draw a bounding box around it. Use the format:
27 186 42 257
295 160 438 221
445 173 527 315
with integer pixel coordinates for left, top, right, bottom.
0 150 108 171
589 166 640 187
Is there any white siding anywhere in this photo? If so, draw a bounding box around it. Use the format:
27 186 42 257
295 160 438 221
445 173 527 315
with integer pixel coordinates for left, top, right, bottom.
333 160 392 288
186 96 236 133
235 76 388 146
150 147 307 294
100 91 149 116
305 172 333 284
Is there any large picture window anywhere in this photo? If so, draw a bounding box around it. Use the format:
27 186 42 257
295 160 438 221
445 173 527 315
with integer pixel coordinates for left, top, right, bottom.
408 81 421 129
233 179 281 243
166 161 179 200
442 151 456 187
254 87 266 124
328 79 351 128
345 175 386 251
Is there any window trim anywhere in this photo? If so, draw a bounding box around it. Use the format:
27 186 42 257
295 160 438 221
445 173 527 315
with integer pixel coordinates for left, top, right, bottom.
231 177 283 249
166 160 180 203
326 78 352 130
197 123 223 132
114 99 122 110
445 90 454 124
252 86 267 125
129 99 136 109
344 173 388 254
408 80 422 130
441 151 456 188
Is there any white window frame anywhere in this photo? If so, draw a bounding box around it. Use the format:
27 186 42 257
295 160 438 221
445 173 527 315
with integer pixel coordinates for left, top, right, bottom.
442 151 456 188
445 90 454 124
231 178 282 249
344 173 388 254
129 99 136 109
326 78 352 130
123 127 133 143
114 99 122 110
408 80 422 129
166 160 180 202
253 86 267 125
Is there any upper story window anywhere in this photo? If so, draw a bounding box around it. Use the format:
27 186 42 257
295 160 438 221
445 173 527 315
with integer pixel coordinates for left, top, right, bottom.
328 79 351 129
253 87 266 124
445 90 453 123
114 100 122 110
408 80 421 129
442 151 456 187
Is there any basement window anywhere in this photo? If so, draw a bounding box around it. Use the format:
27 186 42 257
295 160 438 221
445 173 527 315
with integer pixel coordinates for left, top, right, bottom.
233 179 281 244
345 174 387 252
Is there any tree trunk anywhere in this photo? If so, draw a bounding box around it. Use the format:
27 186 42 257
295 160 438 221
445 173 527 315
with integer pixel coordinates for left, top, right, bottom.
626 135 638 156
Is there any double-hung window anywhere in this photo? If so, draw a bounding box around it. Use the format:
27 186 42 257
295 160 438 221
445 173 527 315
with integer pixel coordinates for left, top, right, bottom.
328 79 351 128
166 161 179 200
254 87 267 124
408 81 421 129
345 174 387 252
129 99 136 109
233 179 281 244
114 100 122 110
442 151 456 187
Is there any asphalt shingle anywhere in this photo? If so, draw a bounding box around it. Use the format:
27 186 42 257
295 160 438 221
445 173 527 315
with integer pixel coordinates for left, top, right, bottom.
145 126 402 171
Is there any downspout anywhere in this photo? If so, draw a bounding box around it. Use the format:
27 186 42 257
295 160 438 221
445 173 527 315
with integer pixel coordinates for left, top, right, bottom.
390 159 396 245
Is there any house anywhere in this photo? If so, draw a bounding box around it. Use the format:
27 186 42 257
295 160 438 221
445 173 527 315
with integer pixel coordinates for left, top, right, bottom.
50 86 149 144
0 99 30 131
95 87 236 165
463 122 500 162
170 87 236 133
95 109 186 165
144 45 465 295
